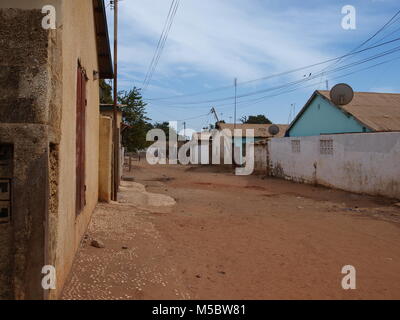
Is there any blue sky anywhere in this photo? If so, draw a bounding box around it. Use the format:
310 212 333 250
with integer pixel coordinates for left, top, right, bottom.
106 0 400 131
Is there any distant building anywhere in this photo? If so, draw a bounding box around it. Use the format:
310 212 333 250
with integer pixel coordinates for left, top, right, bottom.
188 124 288 165
216 123 288 140
286 90 400 137
191 131 213 164
216 123 288 164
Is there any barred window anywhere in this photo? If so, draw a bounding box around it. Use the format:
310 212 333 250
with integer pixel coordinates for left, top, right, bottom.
291 140 300 153
320 139 333 155
0 179 11 224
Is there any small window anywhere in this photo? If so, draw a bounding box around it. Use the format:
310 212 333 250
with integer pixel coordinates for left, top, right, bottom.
291 140 300 153
320 139 333 155
0 144 13 166
0 144 13 224
0 180 10 201
0 201 10 224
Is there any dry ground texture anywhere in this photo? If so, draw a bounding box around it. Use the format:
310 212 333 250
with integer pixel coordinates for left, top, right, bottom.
62 161 400 300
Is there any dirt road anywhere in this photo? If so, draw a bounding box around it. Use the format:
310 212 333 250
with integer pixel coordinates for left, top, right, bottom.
62 162 400 300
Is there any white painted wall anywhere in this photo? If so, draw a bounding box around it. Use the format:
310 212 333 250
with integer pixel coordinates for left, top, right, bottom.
268 132 400 199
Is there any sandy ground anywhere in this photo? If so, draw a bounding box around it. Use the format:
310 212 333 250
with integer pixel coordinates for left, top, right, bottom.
62 162 400 300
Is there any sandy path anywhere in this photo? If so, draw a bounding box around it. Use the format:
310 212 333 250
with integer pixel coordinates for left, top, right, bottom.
62 162 400 300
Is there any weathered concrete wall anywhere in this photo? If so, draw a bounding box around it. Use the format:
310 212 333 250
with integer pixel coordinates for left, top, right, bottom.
53 0 101 299
0 2 62 300
99 116 112 202
100 109 122 129
0 0 61 14
269 132 400 199
1 0 103 300
100 109 123 198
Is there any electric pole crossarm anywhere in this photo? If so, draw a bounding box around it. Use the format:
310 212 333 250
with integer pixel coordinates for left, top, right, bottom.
210 107 220 123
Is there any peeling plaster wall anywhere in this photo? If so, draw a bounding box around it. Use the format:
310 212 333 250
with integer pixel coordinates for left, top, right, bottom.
268 133 400 199
0 2 62 300
0 0 102 300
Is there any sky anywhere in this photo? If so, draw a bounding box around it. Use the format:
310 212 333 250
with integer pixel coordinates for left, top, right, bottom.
106 0 400 132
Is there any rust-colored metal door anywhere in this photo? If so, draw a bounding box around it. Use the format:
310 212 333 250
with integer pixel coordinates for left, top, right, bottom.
76 64 87 215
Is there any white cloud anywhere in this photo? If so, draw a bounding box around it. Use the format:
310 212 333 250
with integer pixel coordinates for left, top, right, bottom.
109 0 395 108
117 0 349 84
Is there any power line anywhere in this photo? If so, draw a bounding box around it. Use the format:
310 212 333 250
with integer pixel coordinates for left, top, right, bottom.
143 0 179 89
144 13 400 122
147 104 210 122
142 1 175 88
151 46 400 113
369 21 400 47
320 9 400 73
145 0 180 90
150 42 400 106
228 52 400 111
234 54 400 112
152 0 180 83
142 0 180 90
177 112 211 122
146 36 400 101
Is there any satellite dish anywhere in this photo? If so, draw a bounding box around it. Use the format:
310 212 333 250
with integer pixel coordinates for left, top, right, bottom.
330 83 354 105
268 124 280 136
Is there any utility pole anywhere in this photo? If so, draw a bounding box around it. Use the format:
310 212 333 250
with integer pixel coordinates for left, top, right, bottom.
234 78 237 128
183 122 186 140
326 80 329 90
233 78 237 167
288 103 296 124
112 0 119 201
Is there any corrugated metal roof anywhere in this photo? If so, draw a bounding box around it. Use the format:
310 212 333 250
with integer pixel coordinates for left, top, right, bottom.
318 90 400 131
217 123 288 138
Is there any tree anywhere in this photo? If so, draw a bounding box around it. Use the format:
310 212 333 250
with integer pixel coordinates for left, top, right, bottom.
118 87 152 152
153 122 173 139
240 114 272 124
153 122 187 140
99 79 113 104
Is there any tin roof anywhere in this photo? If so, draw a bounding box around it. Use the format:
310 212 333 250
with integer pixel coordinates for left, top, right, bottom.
317 90 400 131
216 123 288 138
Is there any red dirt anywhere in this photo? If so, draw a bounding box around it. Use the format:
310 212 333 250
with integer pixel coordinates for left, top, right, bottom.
62 162 400 300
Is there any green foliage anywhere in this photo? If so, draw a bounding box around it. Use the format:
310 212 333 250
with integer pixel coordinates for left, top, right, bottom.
240 114 272 124
101 85 187 152
153 121 180 139
203 123 215 131
153 122 171 139
99 79 113 104
118 87 153 152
